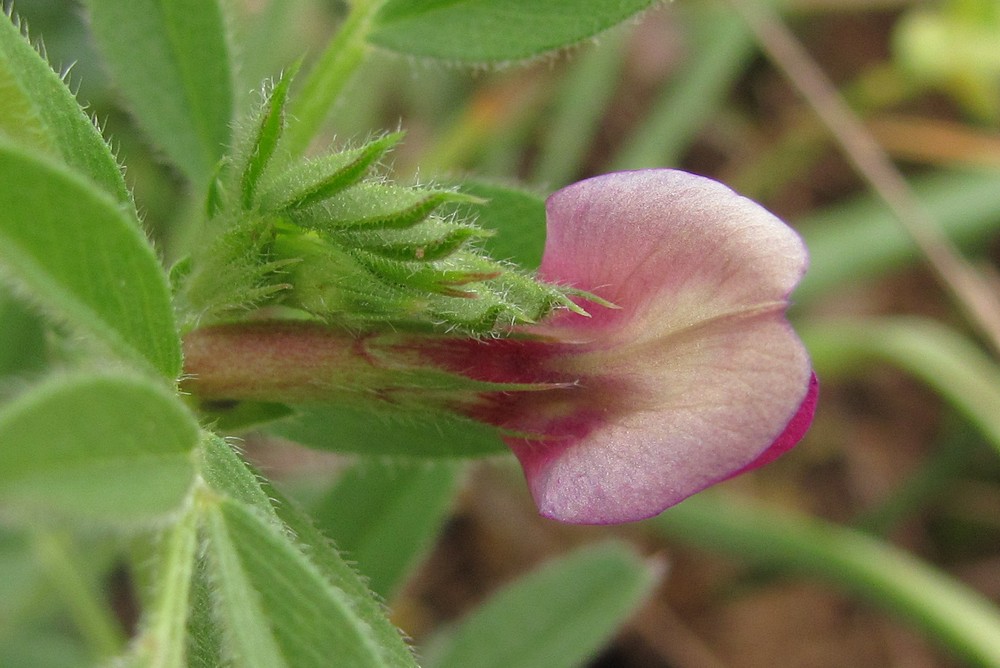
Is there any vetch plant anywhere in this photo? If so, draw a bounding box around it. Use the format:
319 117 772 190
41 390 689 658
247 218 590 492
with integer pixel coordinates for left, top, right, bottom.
5 1 999 666
184 170 817 524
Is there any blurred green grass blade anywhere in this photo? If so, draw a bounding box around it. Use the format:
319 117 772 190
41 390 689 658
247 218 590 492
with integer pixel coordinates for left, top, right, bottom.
652 493 1000 668
796 169 1000 303
424 541 661 668
204 498 418 668
854 419 979 535
0 11 130 205
84 0 234 185
611 4 755 170
0 373 198 522
283 0 380 158
0 141 181 378
311 460 461 599
369 0 656 63
271 405 507 458
531 26 630 187
199 436 418 668
0 528 121 664
803 317 1000 455
30 529 126 660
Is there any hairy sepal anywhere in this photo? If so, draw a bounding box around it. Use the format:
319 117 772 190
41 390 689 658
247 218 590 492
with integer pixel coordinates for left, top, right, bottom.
176 72 579 336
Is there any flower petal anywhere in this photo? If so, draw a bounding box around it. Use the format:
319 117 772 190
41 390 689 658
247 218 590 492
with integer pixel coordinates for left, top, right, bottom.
507 313 813 523
505 169 814 524
538 169 809 344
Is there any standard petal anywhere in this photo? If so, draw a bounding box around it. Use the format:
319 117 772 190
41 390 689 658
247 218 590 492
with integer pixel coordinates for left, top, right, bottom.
507 308 814 524
539 170 809 345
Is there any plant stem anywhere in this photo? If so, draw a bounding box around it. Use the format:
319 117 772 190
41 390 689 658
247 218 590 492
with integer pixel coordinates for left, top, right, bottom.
731 0 1000 358
132 503 200 668
652 493 1000 667
31 529 126 660
284 0 383 157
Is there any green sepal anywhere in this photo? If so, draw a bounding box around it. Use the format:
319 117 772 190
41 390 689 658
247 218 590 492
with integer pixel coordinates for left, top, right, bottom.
339 219 492 263
291 183 482 231
176 214 296 329
270 232 412 322
234 66 298 210
277 232 573 333
176 72 586 337
351 249 502 298
257 132 404 212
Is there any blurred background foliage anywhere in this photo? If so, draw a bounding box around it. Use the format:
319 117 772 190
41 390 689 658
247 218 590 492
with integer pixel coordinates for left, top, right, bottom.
3 0 1000 665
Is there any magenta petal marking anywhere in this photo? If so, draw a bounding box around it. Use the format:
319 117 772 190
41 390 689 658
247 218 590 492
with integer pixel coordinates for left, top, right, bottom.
726 372 819 479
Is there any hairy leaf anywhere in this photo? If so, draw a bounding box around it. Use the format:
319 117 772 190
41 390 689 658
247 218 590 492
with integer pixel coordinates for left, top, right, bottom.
0 10 129 204
0 373 198 522
370 0 657 63
424 542 661 668
270 404 507 458
311 460 461 598
198 437 418 668
0 142 180 378
84 0 234 184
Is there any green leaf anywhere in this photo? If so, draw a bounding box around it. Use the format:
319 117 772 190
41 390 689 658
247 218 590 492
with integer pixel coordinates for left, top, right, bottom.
423 542 661 668
311 460 461 599
198 435 279 520
0 291 47 377
84 0 234 185
184 558 225 668
0 141 181 378
201 502 287 668
459 181 547 268
0 10 130 204
198 400 296 434
271 404 507 458
198 436 419 668
204 497 417 668
370 0 657 63
0 373 198 522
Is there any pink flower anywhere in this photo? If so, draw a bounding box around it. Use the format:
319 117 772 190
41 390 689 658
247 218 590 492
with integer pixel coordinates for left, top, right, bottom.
421 169 817 524
183 169 816 525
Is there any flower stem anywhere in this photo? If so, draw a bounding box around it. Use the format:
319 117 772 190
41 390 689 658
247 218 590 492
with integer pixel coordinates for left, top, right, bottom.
652 493 1000 667
284 0 383 157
